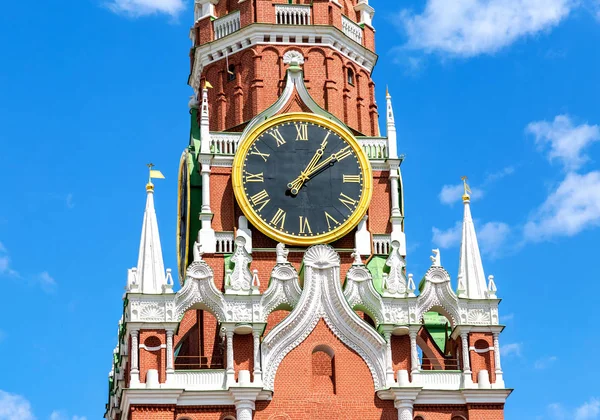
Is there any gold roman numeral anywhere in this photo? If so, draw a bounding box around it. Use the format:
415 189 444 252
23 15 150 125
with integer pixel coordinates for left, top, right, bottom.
336 146 353 161
250 189 270 211
250 144 270 162
295 123 308 141
299 216 312 235
269 129 286 147
270 208 286 230
339 193 358 211
324 212 340 230
244 171 264 183
343 174 361 183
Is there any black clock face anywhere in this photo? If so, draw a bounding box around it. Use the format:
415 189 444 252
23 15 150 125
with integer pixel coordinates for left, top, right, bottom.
240 119 366 241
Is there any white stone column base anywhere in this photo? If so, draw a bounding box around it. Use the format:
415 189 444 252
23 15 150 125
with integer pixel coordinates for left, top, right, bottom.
130 372 141 388
199 226 216 253
494 372 505 388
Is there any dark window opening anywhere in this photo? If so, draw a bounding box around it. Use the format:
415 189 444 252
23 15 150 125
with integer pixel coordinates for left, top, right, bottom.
227 64 236 82
347 68 355 86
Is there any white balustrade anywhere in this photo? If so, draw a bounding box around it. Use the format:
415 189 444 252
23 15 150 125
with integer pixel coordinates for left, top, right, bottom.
170 370 226 390
215 232 235 254
275 5 311 25
358 138 388 159
342 15 363 45
214 10 241 40
210 133 239 155
373 234 391 255
418 371 462 390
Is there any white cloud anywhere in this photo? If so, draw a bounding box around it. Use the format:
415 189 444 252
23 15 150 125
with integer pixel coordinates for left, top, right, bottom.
500 342 522 357
478 222 511 257
576 398 600 420
66 194 75 210
0 242 5 253
485 166 516 183
527 115 600 171
38 272 57 294
106 0 186 17
439 183 484 206
500 313 514 322
0 390 35 420
0 244 19 278
524 171 600 242
534 355 558 369
432 221 462 249
399 0 575 57
50 411 87 420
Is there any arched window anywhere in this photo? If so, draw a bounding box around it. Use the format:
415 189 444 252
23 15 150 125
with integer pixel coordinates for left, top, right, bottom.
414 416 425 420
347 68 355 85
227 64 236 82
312 345 336 394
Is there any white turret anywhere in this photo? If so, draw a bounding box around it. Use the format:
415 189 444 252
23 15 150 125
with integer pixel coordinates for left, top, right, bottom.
133 178 169 294
457 178 488 299
386 87 398 159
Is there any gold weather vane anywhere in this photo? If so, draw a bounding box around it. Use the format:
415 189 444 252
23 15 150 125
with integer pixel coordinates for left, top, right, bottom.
147 163 165 191
461 176 471 200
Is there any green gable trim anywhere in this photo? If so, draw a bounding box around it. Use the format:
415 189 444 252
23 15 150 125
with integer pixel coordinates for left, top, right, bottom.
367 255 387 294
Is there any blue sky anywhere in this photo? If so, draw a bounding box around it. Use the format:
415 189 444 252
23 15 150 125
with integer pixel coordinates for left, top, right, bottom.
1 0 599 419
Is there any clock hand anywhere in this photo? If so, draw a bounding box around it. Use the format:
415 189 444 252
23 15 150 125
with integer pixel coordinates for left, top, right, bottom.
287 134 329 195
288 145 353 194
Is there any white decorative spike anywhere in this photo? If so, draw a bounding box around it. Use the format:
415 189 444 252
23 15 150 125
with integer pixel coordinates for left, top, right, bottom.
135 183 167 294
385 88 398 159
200 87 210 154
407 273 416 297
487 275 497 298
458 180 488 299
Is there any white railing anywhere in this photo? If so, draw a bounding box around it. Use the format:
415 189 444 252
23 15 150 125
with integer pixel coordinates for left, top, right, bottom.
275 4 311 25
418 371 462 390
214 10 240 40
210 133 239 155
342 15 363 45
170 370 226 391
358 138 388 159
373 234 391 255
216 232 235 254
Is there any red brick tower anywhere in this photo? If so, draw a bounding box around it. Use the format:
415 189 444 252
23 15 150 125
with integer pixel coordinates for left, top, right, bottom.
105 2 512 419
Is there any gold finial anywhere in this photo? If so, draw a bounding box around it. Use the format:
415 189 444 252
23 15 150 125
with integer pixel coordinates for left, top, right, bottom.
146 163 165 191
461 176 471 201
386 85 390 97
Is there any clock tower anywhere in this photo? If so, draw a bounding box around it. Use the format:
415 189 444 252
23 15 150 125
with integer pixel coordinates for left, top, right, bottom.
105 1 512 419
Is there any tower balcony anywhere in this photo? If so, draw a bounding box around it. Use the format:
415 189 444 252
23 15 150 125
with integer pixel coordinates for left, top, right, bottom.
275 4 311 26
342 15 364 45
213 10 240 40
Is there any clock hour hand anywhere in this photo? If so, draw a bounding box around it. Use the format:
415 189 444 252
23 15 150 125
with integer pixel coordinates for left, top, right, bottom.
287 135 329 195
288 145 352 194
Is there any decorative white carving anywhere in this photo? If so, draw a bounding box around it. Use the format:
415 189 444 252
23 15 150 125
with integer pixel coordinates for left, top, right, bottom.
276 243 289 264
430 248 441 267
227 302 252 322
227 237 253 293
140 304 165 322
176 260 227 321
417 266 460 326
262 245 387 391
382 241 407 296
344 264 384 325
487 275 498 298
467 309 491 325
282 50 305 65
260 258 301 321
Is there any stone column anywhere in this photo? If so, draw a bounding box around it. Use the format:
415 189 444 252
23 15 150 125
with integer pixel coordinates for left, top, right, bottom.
409 330 420 374
389 168 401 218
201 161 211 213
253 329 262 383
395 399 414 420
384 332 395 385
130 330 140 386
130 330 139 373
235 399 255 420
493 332 502 373
461 332 474 387
226 329 235 385
166 330 174 373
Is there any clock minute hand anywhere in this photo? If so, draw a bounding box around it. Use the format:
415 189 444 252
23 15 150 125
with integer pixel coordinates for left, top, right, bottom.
287 135 330 194
302 145 353 178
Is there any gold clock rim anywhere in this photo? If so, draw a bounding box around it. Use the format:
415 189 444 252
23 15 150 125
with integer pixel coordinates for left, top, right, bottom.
232 112 373 246
176 149 191 281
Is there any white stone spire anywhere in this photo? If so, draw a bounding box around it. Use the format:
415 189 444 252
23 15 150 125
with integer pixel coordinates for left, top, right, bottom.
457 177 488 299
386 87 398 159
135 181 167 294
